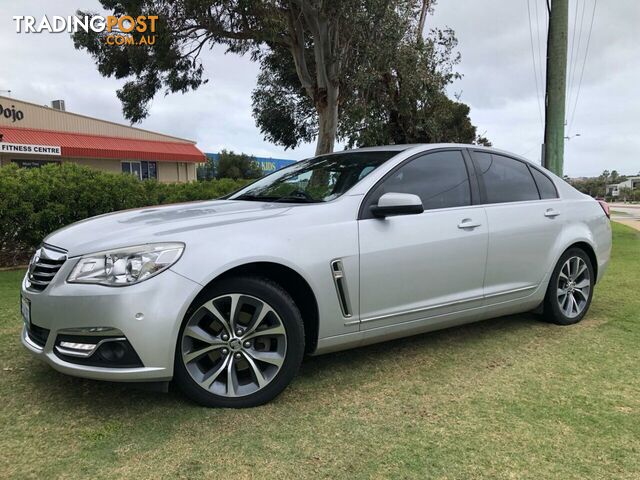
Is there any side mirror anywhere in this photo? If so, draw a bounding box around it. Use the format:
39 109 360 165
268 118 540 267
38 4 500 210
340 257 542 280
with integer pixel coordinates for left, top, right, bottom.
370 192 424 218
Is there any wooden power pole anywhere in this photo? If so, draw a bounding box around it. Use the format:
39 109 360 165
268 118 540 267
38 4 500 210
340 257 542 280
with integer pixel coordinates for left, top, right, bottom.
543 0 569 176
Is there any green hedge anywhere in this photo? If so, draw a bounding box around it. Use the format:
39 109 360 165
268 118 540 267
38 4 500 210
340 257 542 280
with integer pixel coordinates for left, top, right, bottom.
0 163 248 266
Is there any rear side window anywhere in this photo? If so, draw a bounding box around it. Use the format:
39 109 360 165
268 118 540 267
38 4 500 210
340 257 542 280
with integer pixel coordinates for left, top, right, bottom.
473 152 539 204
530 168 558 199
371 150 471 210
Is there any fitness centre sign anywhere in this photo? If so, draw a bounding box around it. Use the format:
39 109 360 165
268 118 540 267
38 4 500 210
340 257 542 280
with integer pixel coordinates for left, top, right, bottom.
0 143 61 156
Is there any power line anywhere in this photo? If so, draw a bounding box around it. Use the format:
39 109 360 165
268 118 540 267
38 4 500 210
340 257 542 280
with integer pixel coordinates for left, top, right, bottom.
527 0 544 130
519 143 540 158
568 0 597 134
567 0 579 105
533 0 546 94
567 0 587 116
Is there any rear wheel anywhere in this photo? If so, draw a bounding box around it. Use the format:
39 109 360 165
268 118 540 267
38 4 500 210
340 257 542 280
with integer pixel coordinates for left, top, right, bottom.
174 277 304 408
543 248 594 325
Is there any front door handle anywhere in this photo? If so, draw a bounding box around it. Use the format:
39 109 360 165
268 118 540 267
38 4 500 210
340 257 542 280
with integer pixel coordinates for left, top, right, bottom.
457 219 481 229
544 208 561 218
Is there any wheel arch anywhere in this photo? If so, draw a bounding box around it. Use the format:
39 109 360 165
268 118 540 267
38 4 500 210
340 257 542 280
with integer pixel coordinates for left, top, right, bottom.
563 241 598 280
197 262 319 354
548 221 601 285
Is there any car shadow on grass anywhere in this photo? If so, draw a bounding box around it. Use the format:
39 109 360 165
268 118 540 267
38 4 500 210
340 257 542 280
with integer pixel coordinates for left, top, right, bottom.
21 311 554 414
294 312 553 393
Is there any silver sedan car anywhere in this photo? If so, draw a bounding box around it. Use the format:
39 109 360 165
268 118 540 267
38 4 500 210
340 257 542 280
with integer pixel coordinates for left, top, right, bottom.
21 144 612 407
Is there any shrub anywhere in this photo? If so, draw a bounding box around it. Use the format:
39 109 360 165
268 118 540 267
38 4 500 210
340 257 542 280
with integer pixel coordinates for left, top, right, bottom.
0 163 248 266
216 150 263 180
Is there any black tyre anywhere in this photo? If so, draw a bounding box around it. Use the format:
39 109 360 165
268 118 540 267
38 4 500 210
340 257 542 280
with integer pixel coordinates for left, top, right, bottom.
543 248 595 325
174 276 305 408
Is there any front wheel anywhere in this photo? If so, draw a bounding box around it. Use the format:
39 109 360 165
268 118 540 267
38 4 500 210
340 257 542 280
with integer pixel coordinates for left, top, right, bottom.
174 277 305 408
543 248 595 325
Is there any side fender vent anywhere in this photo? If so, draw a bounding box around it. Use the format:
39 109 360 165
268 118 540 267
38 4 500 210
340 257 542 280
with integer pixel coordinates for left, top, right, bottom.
330 259 353 318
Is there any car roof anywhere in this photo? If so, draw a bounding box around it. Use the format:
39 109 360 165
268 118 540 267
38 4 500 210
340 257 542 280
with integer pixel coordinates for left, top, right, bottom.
341 143 519 155
340 144 418 152
318 144 549 178
342 143 541 168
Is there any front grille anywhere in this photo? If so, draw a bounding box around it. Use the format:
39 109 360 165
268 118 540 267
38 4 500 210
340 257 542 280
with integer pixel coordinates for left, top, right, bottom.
27 245 67 292
27 323 50 348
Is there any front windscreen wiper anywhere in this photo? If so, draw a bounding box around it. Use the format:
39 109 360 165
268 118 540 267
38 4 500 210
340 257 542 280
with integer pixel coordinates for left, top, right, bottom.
235 194 318 204
234 194 277 202
271 196 319 203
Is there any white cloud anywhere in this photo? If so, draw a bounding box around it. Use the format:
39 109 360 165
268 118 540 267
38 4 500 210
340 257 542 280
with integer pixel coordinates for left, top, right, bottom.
430 0 640 176
1 0 638 175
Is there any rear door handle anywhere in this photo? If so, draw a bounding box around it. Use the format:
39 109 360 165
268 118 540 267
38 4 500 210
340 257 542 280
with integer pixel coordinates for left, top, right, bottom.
457 219 481 229
544 208 560 218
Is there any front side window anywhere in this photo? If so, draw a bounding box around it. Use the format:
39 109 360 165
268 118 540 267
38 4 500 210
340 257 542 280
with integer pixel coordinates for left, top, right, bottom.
370 150 471 210
473 153 539 204
230 151 399 203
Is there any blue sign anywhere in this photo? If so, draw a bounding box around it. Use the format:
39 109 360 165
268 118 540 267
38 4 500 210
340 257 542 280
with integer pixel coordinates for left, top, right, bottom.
206 153 296 174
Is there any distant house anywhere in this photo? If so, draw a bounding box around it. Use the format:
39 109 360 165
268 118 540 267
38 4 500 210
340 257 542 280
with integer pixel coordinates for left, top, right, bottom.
206 152 296 174
607 176 640 197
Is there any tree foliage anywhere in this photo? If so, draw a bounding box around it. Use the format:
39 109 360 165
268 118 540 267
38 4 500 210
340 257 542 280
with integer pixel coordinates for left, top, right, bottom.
197 158 216 181
251 2 490 149
73 0 383 154
340 31 492 147
569 170 629 199
73 0 488 154
215 149 263 180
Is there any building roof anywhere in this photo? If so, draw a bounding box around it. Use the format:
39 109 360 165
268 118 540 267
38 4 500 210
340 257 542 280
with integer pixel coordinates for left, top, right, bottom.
0 126 205 163
0 95 196 144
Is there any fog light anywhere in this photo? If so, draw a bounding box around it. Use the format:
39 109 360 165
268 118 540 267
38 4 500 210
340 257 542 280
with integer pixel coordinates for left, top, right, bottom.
54 335 144 368
99 342 126 362
59 341 96 353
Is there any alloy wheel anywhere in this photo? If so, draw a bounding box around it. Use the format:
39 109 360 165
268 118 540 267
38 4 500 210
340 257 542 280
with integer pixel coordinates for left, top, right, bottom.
556 256 591 318
181 293 287 397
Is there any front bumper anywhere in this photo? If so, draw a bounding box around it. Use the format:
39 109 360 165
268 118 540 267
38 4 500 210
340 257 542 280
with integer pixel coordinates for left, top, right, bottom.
20 261 202 382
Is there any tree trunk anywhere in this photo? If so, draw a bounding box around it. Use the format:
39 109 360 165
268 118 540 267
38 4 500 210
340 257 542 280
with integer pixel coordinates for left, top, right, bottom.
287 0 340 156
416 0 431 43
308 85 338 188
314 86 339 155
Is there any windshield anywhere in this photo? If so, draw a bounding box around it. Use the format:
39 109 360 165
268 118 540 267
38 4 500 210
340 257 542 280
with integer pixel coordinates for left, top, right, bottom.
229 151 398 203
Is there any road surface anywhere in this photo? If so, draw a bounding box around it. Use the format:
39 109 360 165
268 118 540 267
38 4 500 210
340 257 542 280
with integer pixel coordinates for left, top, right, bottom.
609 203 640 231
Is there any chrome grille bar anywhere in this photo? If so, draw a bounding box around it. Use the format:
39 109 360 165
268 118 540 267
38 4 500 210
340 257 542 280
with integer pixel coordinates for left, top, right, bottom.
27 245 67 292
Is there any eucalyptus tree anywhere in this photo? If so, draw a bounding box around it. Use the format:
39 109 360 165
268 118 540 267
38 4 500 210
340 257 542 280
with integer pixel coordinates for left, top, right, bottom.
74 1 486 154
75 0 411 154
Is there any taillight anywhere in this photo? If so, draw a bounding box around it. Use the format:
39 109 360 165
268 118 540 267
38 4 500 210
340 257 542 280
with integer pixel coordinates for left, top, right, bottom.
596 199 610 219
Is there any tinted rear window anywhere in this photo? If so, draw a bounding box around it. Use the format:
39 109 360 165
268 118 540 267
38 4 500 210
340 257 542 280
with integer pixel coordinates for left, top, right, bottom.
530 168 558 199
474 153 540 204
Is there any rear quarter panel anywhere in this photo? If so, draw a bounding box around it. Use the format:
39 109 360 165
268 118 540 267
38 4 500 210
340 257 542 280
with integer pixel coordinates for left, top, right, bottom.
554 197 612 283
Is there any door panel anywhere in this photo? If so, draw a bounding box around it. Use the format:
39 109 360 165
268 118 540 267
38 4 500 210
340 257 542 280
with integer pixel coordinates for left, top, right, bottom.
470 150 564 303
358 149 487 330
483 201 563 302
358 207 488 329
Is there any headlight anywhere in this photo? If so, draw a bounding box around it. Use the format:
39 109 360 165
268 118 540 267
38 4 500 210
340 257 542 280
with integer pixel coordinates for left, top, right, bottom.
67 243 184 286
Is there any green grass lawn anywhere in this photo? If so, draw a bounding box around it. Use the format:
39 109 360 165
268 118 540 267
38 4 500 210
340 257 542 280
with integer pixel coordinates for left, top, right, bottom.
1 223 639 479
